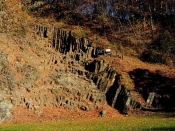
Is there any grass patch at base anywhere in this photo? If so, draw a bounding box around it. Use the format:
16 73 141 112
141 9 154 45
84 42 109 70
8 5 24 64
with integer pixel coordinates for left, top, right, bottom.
1 115 175 131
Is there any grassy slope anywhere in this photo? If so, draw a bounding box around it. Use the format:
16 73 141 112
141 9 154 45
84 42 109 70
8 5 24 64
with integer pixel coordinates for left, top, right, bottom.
1 115 175 131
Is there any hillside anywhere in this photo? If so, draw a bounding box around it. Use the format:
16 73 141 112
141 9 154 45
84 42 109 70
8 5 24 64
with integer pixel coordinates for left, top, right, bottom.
0 0 175 123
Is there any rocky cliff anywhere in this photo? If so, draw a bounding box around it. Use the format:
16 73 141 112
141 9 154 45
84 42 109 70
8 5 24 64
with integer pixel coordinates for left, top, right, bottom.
31 24 141 114
0 20 141 123
1 0 174 123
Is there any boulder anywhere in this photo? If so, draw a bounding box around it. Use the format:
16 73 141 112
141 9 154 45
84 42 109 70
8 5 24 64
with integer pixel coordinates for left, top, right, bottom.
99 109 106 117
0 102 13 123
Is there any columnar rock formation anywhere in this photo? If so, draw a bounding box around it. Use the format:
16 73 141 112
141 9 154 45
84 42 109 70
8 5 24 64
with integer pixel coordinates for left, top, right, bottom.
0 0 141 123
33 24 141 114
34 25 95 61
0 19 141 124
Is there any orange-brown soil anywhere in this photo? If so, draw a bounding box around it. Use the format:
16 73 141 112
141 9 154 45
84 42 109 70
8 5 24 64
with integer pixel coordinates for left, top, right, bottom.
9 105 123 123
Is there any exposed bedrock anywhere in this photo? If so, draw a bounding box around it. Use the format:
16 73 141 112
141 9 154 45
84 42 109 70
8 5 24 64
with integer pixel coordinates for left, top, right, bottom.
34 25 97 61
85 59 141 114
85 59 117 92
0 23 141 118
31 24 142 114
0 23 142 117
0 102 13 123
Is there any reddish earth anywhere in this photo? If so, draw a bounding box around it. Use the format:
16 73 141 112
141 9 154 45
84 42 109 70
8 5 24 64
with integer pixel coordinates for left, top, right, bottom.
9 105 123 123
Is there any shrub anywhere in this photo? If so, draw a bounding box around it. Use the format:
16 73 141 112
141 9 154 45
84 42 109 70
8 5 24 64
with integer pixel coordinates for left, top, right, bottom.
152 30 175 54
141 30 175 66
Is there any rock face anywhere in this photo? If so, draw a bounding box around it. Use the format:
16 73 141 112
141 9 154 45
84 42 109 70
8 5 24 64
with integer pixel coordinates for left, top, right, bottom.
0 0 140 120
112 86 132 114
0 50 15 91
1 20 143 118
146 92 155 106
85 59 117 92
0 19 141 118
21 24 138 114
86 59 140 114
31 25 111 110
34 25 95 61
0 102 13 123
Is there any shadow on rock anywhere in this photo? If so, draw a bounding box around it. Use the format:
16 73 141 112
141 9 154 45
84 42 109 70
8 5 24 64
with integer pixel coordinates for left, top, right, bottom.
129 68 175 109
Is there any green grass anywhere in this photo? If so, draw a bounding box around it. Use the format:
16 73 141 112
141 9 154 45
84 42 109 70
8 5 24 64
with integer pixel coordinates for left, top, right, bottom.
0 40 4 44
1 115 175 131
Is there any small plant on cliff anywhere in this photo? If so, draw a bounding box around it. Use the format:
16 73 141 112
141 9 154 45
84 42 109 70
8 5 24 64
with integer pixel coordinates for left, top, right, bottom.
0 40 4 44
117 43 123 51
72 26 89 37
